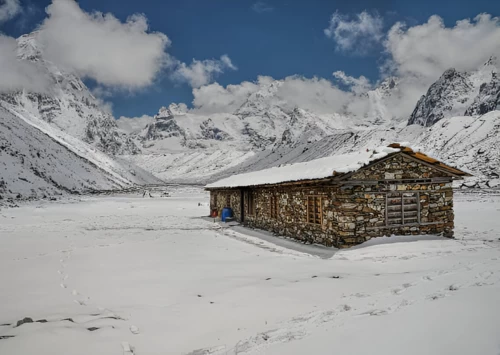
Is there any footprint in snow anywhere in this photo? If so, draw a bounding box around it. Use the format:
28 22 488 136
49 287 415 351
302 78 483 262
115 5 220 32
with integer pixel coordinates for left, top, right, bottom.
122 342 134 355
130 325 140 335
360 309 388 316
393 282 415 295
427 292 447 301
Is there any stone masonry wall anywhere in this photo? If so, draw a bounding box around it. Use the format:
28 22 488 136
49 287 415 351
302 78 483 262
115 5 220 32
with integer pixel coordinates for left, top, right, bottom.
209 153 457 248
239 181 453 248
337 153 455 247
210 190 241 220
333 182 454 247
243 186 340 246
349 153 448 180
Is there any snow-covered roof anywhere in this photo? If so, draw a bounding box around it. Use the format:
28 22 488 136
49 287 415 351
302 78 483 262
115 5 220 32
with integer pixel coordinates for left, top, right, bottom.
206 146 401 189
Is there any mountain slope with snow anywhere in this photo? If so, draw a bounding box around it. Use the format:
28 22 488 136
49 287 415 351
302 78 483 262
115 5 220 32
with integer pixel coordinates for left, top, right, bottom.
132 110 500 189
3 30 498 193
408 60 497 126
0 104 161 201
465 73 500 115
127 61 500 187
135 75 397 155
128 76 402 180
216 112 500 188
0 33 139 156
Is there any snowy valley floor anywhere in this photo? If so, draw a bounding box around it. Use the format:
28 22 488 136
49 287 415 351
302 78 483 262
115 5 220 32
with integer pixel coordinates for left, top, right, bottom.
0 188 499 355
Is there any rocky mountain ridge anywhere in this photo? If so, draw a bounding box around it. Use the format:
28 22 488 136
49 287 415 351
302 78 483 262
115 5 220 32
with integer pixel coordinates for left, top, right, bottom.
408 58 498 126
138 75 400 153
2 30 500 199
0 33 139 156
465 73 500 115
128 62 500 188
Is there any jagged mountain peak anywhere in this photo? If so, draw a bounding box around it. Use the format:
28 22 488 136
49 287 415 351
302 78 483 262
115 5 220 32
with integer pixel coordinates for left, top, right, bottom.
234 79 284 118
377 76 398 92
17 31 42 62
408 61 499 127
464 72 500 116
141 74 406 152
0 31 140 156
155 103 188 120
408 68 475 126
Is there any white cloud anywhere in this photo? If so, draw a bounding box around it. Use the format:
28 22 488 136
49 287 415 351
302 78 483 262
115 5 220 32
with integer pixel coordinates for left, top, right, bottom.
384 13 500 83
0 0 21 23
0 34 51 93
324 11 384 54
190 75 366 116
220 54 237 70
116 115 154 134
252 2 273 13
191 79 261 114
0 0 237 99
37 0 171 90
332 71 372 94
380 13 500 118
172 55 237 88
171 12 500 122
276 76 355 114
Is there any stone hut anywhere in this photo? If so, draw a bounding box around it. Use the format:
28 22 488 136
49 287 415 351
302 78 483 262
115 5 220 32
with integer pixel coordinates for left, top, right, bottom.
205 144 471 248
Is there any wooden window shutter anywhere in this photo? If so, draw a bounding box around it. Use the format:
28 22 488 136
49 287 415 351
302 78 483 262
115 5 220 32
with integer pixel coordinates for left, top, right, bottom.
247 191 255 215
386 192 420 226
307 196 322 225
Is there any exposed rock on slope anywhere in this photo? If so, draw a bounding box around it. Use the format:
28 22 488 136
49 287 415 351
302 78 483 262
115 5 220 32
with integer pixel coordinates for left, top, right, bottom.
465 73 500 116
408 69 475 126
137 110 500 189
225 112 500 189
0 32 139 156
137 78 365 152
408 59 498 126
128 64 499 187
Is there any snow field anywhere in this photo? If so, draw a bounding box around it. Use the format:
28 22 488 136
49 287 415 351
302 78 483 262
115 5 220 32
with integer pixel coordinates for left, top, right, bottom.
0 188 499 355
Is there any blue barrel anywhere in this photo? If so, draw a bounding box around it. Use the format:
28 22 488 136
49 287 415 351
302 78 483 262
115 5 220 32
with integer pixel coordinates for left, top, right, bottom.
221 207 233 222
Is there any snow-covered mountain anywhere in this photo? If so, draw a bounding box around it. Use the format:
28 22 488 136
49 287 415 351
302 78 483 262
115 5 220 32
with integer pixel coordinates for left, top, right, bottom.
364 77 398 125
221 111 500 188
127 63 500 188
0 32 161 201
408 59 497 126
465 72 500 115
137 76 395 154
0 104 161 201
0 32 139 156
2 29 500 196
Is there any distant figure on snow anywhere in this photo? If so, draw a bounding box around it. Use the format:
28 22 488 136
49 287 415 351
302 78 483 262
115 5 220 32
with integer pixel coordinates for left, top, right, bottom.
142 189 153 198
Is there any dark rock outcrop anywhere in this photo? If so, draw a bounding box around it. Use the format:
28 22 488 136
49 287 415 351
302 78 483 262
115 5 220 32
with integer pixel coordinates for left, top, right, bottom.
408 69 474 126
464 73 500 116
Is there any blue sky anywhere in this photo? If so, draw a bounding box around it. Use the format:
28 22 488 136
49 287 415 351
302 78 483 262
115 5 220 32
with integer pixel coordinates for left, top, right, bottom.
1 0 500 118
